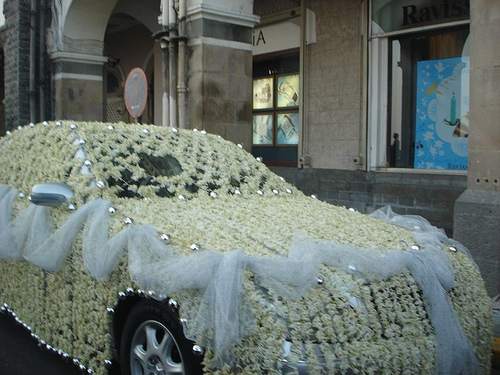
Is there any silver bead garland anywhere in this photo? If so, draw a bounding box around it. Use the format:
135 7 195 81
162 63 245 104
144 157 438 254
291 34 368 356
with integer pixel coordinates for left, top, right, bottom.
192 345 204 356
147 290 156 298
168 299 179 309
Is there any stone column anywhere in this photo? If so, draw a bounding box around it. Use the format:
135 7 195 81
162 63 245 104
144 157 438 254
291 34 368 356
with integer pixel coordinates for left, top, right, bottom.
454 0 500 297
51 52 107 121
2 0 31 129
185 1 258 149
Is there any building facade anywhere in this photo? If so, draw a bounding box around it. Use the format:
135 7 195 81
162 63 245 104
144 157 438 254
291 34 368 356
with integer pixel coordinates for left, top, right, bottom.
0 0 497 296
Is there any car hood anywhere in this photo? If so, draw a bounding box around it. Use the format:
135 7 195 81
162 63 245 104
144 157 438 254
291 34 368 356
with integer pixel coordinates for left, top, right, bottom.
114 193 415 259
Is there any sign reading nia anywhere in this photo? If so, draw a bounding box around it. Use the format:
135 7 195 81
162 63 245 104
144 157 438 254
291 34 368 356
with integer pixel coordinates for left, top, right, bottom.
402 0 469 26
253 30 266 46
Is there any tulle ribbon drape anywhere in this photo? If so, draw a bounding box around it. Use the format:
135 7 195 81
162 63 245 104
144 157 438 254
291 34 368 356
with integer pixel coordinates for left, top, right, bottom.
0 185 481 373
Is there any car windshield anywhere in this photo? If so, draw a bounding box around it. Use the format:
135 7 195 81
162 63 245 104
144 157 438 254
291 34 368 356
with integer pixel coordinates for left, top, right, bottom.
76 122 291 200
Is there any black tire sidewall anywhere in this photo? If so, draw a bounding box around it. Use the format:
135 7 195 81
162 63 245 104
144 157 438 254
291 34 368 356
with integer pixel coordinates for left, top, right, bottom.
119 300 203 375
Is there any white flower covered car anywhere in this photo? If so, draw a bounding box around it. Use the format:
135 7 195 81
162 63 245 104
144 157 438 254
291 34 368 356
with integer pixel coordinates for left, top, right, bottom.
0 121 493 375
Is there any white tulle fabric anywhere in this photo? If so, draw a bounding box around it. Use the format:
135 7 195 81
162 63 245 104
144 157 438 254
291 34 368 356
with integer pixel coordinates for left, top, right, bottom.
369 205 476 264
0 185 481 373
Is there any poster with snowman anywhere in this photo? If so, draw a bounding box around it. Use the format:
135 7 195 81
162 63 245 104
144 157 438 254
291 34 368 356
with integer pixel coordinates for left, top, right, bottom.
414 56 469 170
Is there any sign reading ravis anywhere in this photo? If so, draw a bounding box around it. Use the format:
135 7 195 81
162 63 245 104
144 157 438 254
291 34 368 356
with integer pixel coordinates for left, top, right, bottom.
372 0 469 34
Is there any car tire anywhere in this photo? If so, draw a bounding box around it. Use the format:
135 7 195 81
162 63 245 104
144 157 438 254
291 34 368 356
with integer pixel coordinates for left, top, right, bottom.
119 299 203 375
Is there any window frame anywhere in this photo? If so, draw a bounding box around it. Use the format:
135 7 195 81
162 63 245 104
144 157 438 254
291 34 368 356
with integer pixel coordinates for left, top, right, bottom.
367 18 470 174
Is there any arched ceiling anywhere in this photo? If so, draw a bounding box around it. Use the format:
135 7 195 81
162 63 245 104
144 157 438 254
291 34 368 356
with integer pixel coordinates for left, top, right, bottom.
62 0 160 44
63 0 119 42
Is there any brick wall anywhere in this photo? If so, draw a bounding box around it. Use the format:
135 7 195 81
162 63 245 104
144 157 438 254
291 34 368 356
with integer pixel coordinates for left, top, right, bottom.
271 166 467 236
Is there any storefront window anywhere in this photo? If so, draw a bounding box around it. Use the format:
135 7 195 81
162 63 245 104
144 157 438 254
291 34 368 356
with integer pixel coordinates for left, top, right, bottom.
252 53 300 166
388 27 469 169
369 0 470 171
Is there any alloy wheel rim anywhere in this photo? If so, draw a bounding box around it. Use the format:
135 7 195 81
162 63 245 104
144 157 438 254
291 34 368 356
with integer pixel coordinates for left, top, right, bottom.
130 320 185 375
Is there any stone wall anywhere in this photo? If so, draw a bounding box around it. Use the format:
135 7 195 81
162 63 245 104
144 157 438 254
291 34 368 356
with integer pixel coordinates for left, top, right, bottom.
253 0 365 169
1 0 51 129
187 19 254 147
254 0 300 16
454 0 500 297
304 0 364 170
272 166 467 237
2 0 31 129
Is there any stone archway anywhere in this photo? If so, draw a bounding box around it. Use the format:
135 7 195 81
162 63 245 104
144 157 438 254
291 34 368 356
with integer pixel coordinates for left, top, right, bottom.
50 0 160 122
103 3 161 124
50 0 117 121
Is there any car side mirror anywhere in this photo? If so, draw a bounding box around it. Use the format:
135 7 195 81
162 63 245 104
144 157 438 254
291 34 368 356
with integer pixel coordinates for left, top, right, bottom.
29 183 74 207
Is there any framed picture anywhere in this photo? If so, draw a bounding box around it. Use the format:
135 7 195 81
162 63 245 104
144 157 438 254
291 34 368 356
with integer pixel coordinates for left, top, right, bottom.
253 77 274 110
253 114 274 145
276 112 299 145
277 74 300 108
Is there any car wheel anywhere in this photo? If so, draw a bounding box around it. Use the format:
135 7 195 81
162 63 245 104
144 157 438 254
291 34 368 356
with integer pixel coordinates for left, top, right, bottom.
120 300 203 375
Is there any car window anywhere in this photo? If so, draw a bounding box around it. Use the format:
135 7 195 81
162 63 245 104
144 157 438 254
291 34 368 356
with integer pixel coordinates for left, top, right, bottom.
107 153 183 198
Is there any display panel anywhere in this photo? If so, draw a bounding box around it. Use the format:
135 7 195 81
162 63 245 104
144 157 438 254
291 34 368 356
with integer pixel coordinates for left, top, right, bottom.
276 113 299 145
414 56 469 170
252 114 274 145
253 78 274 110
277 74 300 107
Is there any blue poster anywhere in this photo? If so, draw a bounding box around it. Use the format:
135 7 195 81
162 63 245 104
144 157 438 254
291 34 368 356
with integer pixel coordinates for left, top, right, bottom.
414 57 469 170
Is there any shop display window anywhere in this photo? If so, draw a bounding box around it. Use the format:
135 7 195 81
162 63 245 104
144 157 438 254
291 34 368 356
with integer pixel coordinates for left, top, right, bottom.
251 53 299 166
387 27 469 169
